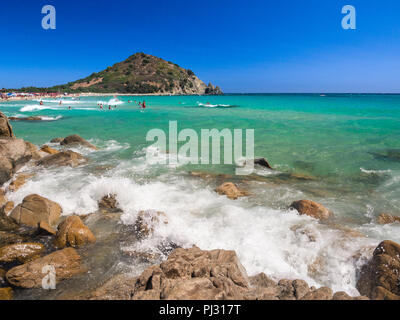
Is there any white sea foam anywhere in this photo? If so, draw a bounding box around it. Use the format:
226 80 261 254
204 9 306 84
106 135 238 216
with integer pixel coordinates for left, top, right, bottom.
19 105 58 112
360 167 392 174
197 102 233 108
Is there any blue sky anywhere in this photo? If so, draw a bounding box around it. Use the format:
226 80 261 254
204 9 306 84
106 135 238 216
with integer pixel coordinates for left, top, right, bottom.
1 0 400 92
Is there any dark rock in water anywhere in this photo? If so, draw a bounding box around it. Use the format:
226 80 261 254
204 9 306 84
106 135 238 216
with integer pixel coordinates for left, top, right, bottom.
0 113 13 138
290 200 332 220
10 194 62 228
357 240 400 300
98 194 121 212
0 231 26 246
61 134 98 150
50 137 64 143
254 158 273 169
369 149 400 162
8 116 42 121
36 150 87 168
205 82 223 95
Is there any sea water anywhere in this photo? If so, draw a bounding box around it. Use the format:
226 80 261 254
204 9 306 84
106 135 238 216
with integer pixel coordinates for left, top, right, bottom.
1 94 400 295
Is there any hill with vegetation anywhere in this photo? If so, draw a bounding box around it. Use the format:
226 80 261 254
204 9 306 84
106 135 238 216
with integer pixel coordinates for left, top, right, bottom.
16 53 223 95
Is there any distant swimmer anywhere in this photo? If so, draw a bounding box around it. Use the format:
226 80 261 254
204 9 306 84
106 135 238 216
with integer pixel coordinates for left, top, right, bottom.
100 104 103 110
142 100 146 109
68 106 71 110
109 105 111 110
40 101 43 105
59 100 62 105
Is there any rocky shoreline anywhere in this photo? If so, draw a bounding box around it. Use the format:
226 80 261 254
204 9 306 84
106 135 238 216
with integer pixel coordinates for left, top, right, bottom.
0 111 399 300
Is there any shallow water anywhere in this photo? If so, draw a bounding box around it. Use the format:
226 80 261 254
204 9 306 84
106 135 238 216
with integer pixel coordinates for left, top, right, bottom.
1 94 400 297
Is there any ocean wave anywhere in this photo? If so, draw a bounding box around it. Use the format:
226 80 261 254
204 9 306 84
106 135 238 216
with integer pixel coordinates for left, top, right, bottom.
197 102 234 108
19 105 58 112
97 98 124 106
360 167 392 174
39 115 63 121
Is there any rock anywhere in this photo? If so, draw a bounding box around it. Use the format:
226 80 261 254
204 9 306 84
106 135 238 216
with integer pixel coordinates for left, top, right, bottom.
6 248 84 288
205 82 223 95
25 141 46 160
0 231 25 246
7 173 34 192
0 242 44 263
50 137 64 143
377 213 400 225
0 112 13 137
0 138 33 185
54 215 96 248
38 220 56 235
357 240 400 300
0 207 19 231
36 150 87 168
250 158 273 169
8 116 42 121
290 200 332 220
131 246 250 300
60 134 98 150
98 194 121 212
40 145 59 155
301 287 333 300
215 182 249 200
0 287 13 300
0 189 6 207
3 201 14 215
133 210 168 240
10 194 62 228
332 291 369 300
0 268 5 285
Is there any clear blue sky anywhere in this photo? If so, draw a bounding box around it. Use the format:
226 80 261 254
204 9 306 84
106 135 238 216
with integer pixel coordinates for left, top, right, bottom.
1 0 400 92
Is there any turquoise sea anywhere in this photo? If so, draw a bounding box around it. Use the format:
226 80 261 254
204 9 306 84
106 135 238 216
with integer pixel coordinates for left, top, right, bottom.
1 94 400 296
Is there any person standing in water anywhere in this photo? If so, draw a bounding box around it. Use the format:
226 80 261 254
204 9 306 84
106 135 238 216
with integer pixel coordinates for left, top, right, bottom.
142 100 146 109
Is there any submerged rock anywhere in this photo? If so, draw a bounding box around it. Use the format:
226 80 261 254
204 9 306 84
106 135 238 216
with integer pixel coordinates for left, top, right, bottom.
54 215 96 248
357 240 400 300
98 194 121 212
377 213 400 225
133 210 168 240
8 116 42 121
215 182 249 200
36 150 87 168
0 231 26 247
10 194 62 228
60 134 98 150
7 173 35 192
290 200 332 220
0 242 44 263
6 247 84 288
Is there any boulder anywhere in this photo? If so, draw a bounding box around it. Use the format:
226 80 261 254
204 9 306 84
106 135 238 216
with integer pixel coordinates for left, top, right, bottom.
377 213 400 225
133 210 168 240
36 150 86 168
60 134 98 150
50 137 64 143
40 145 59 155
0 207 19 231
24 141 46 160
215 182 249 200
54 215 96 248
290 200 332 220
2 201 14 215
0 138 33 185
131 246 250 300
0 287 13 300
247 158 273 169
8 116 42 121
0 189 6 207
357 240 400 300
300 287 333 300
0 231 25 246
0 242 44 263
10 194 62 227
6 247 84 288
7 173 34 192
38 220 57 235
98 194 121 212
332 291 369 300
0 113 13 137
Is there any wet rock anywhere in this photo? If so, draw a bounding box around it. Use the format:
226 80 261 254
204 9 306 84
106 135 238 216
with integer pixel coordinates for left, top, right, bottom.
50 137 64 143
357 240 400 300
377 213 400 225
40 145 59 155
0 113 13 137
0 242 44 263
332 291 369 300
10 194 62 228
0 138 33 185
0 287 13 300
36 150 87 168
0 189 6 207
133 210 168 240
54 215 96 248
290 200 332 220
249 158 273 169
0 207 19 231
215 182 249 200
0 267 5 285
131 246 250 300
301 287 333 300
60 134 98 150
98 194 121 212
7 173 34 192
0 231 25 247
8 116 42 121
25 141 46 160
38 221 56 235
6 247 84 288
2 201 14 215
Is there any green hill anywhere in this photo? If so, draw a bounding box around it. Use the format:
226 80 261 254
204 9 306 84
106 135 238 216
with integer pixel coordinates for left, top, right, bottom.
45 53 222 95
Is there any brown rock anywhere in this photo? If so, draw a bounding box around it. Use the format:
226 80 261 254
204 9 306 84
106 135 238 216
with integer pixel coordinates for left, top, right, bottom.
7 173 35 192
134 210 168 240
290 200 332 220
60 134 98 150
54 215 96 248
0 231 25 246
0 189 6 207
215 182 249 200
9 116 42 121
36 150 87 168
25 141 46 160
301 287 333 300
0 267 5 285
0 287 13 300
0 113 13 138
377 213 400 225
0 242 44 263
357 240 400 300
6 247 84 288
10 194 62 227
3 201 14 215
98 194 121 212
38 220 56 235
0 207 19 231
50 137 64 143
40 145 59 155
332 291 369 300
